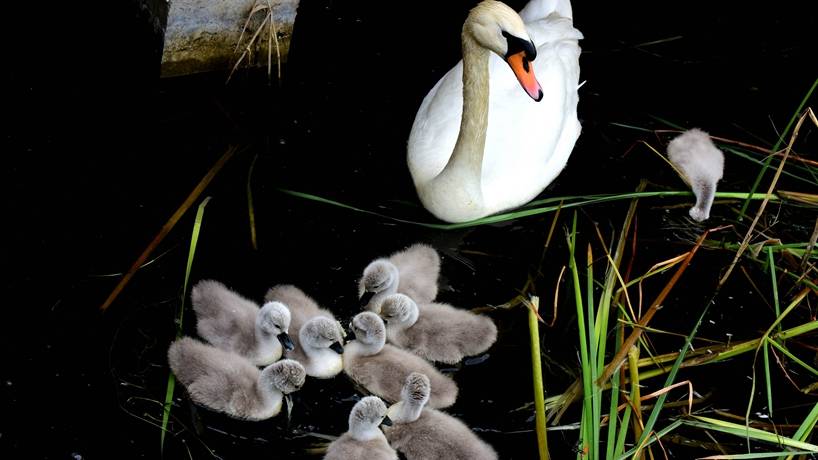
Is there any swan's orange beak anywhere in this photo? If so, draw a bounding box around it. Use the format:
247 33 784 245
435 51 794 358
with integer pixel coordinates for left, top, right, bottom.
506 51 543 101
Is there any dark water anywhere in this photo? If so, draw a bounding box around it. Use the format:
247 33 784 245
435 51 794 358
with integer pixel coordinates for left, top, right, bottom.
4 0 817 458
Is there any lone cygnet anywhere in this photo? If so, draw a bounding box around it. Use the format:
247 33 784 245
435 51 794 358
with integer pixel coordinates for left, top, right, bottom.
667 128 725 222
358 243 441 311
343 312 458 408
380 293 497 364
191 279 294 366
168 337 305 421
265 284 344 378
384 372 498 460
324 396 397 460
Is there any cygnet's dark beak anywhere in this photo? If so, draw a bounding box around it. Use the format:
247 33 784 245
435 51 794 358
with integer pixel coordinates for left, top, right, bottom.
359 290 375 307
277 332 295 351
381 415 393 427
330 341 344 354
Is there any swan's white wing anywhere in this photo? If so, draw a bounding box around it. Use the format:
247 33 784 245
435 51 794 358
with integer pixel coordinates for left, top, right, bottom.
519 0 574 23
482 14 582 210
407 63 465 187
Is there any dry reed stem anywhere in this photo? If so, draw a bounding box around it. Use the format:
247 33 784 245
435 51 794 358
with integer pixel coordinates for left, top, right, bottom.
99 145 240 312
719 108 818 286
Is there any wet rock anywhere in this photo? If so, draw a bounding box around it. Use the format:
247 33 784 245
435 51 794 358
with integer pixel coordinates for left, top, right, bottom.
161 0 299 77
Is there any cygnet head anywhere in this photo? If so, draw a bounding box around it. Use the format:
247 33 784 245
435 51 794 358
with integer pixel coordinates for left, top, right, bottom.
348 396 392 440
350 312 387 348
261 358 306 394
466 0 542 101
302 317 345 354
258 301 294 350
379 294 417 326
359 260 399 308
401 372 431 407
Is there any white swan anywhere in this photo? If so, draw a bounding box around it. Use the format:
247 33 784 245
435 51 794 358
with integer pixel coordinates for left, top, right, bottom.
408 0 582 223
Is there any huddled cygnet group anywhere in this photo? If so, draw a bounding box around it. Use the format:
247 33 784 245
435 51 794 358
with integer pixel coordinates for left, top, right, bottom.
167 242 499 459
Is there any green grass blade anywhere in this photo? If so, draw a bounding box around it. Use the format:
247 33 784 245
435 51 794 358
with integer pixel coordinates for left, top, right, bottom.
739 76 818 218
684 416 818 452
619 419 684 458
528 296 551 460
160 196 212 456
700 453 817 459
628 280 715 456
763 341 773 418
280 188 781 230
766 338 818 378
767 248 781 325
722 146 818 186
613 404 633 458
784 402 818 460
586 244 602 460
568 212 593 458
606 307 626 460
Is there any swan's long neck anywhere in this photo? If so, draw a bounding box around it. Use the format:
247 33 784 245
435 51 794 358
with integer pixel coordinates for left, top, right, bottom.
388 400 424 423
428 31 490 218
449 32 490 181
349 337 384 357
255 324 280 363
350 421 386 442
397 304 419 329
256 367 284 417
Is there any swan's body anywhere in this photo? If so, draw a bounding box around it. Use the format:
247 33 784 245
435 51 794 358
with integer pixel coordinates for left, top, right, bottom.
408 0 582 223
667 128 725 222
380 294 497 364
167 337 305 421
343 312 458 408
191 279 294 366
384 373 498 460
358 243 441 311
324 396 397 460
265 284 344 378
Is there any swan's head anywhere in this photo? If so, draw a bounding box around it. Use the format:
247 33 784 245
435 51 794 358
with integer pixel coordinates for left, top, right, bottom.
301 317 345 354
349 312 387 348
359 259 399 310
379 293 417 326
349 396 392 439
401 372 431 407
263 358 306 394
466 0 542 101
258 301 295 351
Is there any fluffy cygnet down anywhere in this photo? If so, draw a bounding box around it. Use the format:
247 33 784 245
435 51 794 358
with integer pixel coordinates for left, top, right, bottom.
667 128 725 222
191 279 294 366
343 312 458 408
384 372 498 460
168 337 305 421
379 293 497 364
265 284 345 378
323 396 397 460
358 243 441 311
